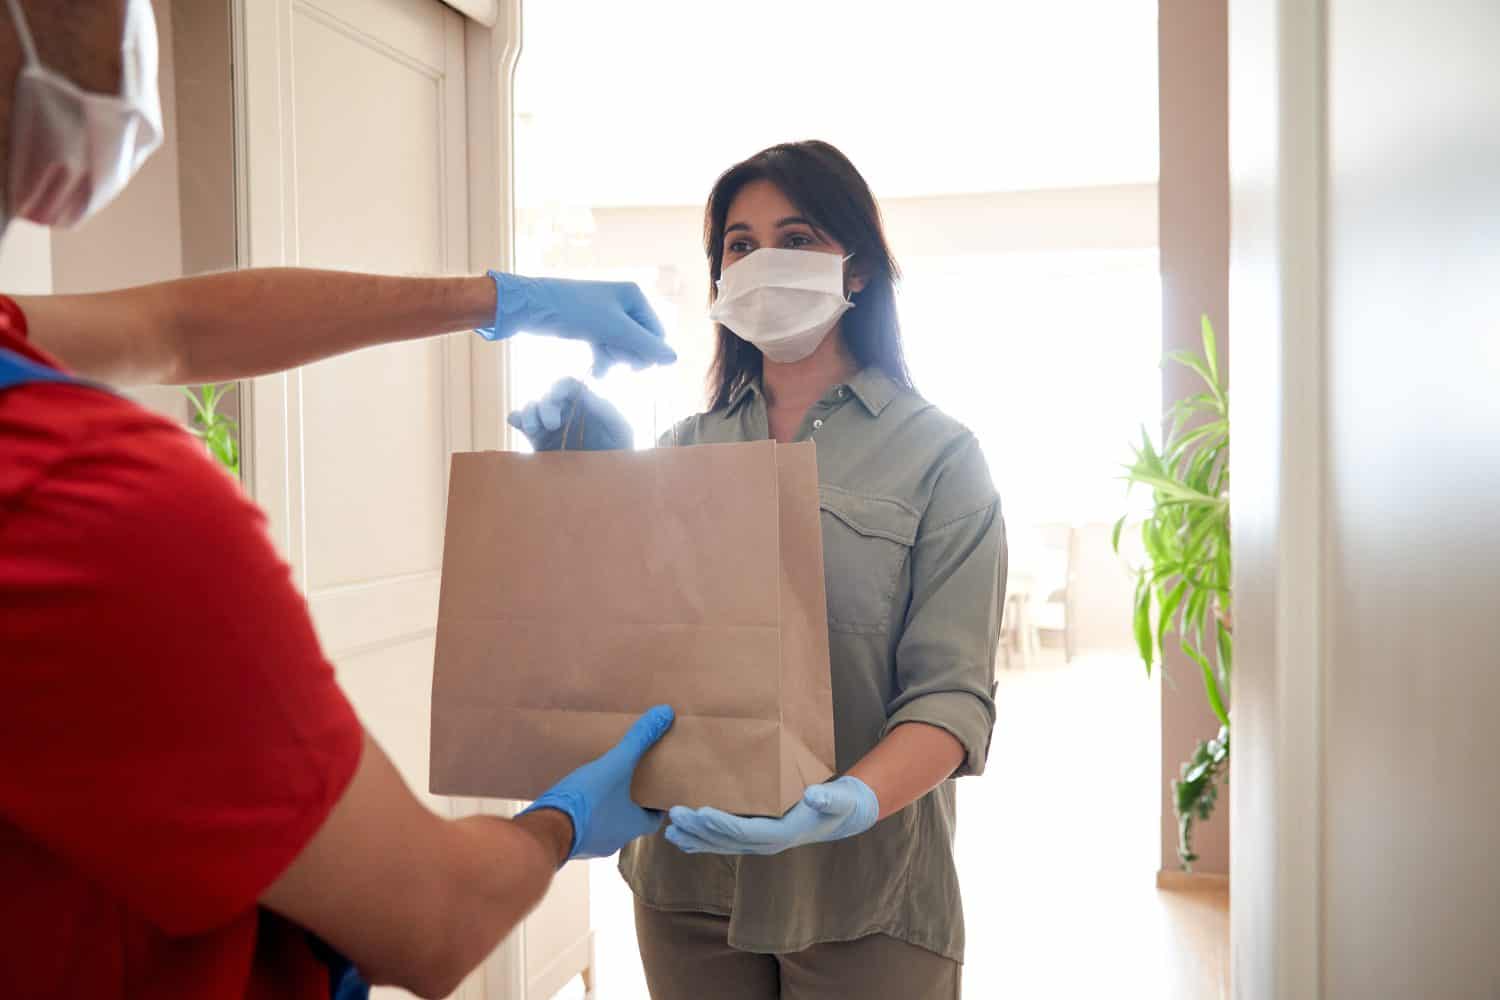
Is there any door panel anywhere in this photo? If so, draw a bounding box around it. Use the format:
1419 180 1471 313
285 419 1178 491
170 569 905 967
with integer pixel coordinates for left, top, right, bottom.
301 340 450 591
291 4 451 274
239 0 470 812
304 0 452 71
291 0 463 604
335 634 444 808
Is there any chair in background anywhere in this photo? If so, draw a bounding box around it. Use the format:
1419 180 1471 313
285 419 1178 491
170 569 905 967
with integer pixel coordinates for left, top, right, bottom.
997 577 1030 671
1024 523 1078 664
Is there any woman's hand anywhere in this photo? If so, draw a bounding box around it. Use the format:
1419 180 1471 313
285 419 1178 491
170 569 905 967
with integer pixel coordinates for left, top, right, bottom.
507 377 633 451
665 723 965 857
664 776 879 856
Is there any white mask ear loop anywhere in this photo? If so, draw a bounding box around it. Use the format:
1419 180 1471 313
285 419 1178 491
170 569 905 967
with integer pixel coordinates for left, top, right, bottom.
4 0 42 67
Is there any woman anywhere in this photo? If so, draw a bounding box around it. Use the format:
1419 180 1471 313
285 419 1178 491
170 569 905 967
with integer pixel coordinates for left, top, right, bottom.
512 141 1006 999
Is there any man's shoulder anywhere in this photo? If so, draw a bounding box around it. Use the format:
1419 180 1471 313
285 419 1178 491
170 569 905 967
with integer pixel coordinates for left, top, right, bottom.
1 365 194 507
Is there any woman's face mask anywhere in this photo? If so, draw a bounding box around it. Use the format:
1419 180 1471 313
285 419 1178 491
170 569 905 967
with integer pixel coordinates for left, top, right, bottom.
1 0 164 235
709 248 854 364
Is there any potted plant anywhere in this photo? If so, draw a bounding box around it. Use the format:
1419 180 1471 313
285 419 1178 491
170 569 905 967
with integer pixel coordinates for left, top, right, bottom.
1113 316 1230 870
182 382 241 479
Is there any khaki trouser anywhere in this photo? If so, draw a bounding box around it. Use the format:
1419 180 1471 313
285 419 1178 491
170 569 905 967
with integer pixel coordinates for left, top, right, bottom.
633 902 962 1000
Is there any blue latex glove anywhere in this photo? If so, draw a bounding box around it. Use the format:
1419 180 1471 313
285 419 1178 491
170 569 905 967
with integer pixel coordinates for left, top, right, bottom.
522 705 675 861
508 377 632 452
479 271 677 377
664 776 880 856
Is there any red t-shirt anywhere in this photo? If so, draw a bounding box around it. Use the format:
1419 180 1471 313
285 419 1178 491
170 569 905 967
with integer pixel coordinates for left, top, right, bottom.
0 296 364 999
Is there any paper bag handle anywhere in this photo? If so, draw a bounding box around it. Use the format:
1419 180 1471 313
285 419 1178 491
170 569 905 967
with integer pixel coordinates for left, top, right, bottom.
561 396 586 451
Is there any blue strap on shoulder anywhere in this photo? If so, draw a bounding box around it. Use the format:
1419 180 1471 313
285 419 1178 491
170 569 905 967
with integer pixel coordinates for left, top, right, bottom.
0 345 88 391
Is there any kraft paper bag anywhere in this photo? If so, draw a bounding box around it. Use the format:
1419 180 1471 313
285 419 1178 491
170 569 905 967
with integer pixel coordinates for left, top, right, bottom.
429 440 836 816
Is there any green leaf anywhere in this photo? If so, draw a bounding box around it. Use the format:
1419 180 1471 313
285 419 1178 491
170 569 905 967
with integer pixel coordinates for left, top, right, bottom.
1166 350 1226 408
1183 446 1222 494
1149 562 1183 587
1126 472 1220 505
1133 574 1155 675
1200 316 1220 385
181 385 212 425
1166 419 1227 457
1141 518 1165 563
1157 579 1187 659
207 428 233 465
1185 511 1223 567
207 381 234 412
1183 587 1208 638
1216 615 1234 683
1137 426 1163 470
1172 390 1221 415
1111 514 1128 553
1183 642 1231 727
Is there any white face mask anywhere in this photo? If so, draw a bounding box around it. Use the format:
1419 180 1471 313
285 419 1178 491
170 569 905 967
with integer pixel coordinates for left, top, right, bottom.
709 248 854 364
1 0 164 234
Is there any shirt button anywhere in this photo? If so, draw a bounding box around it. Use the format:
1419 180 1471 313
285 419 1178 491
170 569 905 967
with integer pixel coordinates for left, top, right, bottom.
812 419 825 430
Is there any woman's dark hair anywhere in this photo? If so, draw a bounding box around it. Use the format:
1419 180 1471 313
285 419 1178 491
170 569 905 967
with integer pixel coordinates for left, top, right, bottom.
703 140 913 410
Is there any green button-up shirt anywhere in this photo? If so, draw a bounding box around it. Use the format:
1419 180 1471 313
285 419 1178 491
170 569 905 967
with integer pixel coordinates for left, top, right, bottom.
619 367 1007 963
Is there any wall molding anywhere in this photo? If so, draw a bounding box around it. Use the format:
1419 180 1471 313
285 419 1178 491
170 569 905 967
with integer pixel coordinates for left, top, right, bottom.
1158 869 1231 895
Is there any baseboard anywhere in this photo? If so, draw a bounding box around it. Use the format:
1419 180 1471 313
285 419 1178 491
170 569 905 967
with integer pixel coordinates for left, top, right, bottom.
1157 869 1230 894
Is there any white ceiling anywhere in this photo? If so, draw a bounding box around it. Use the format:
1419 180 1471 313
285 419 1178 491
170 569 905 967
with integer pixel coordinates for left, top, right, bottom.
515 0 1159 208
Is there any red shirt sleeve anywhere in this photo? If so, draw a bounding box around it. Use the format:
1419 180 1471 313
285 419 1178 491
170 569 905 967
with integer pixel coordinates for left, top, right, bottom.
0 400 363 936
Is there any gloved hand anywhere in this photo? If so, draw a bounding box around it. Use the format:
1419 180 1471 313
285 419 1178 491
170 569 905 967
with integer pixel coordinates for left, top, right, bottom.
664 775 880 856
522 705 675 861
479 271 677 377
508 377 633 451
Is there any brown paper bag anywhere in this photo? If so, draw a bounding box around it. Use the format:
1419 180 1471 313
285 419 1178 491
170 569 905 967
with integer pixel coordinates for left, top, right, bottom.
428 440 835 816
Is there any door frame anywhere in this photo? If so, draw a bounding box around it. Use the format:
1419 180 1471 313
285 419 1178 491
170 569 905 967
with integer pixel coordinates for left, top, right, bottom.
1226 0 1329 996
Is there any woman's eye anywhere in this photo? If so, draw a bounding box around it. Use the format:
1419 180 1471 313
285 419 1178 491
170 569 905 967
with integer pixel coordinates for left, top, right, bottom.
785 234 814 249
727 239 752 254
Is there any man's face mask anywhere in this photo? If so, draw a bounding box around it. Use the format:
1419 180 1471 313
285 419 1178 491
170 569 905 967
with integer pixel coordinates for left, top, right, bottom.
709 248 854 364
1 0 164 235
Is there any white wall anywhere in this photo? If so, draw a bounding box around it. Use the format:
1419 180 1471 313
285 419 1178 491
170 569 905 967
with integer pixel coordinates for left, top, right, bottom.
50 0 183 294
49 0 186 422
0 1 185 421
1230 0 1500 995
0 221 54 294
1321 0 1500 994
1159 0 1231 877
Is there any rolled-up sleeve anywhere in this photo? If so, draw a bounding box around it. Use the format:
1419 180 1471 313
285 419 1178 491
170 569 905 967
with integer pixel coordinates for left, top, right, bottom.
884 437 1007 776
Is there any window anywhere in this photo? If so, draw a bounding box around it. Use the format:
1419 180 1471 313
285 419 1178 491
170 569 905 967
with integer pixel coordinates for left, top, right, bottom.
900 248 1162 528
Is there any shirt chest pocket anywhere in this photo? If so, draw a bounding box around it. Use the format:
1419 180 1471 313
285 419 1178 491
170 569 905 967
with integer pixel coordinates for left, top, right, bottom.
818 487 921 634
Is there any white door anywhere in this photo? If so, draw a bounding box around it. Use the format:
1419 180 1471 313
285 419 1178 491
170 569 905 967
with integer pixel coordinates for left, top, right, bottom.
235 1 483 996
239 0 469 806
235 4 592 997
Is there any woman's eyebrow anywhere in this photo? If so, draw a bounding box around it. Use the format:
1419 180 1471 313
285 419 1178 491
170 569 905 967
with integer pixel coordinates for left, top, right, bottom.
724 216 822 238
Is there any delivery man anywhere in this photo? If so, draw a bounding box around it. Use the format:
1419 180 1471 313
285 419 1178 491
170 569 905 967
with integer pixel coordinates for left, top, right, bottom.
0 1 672 997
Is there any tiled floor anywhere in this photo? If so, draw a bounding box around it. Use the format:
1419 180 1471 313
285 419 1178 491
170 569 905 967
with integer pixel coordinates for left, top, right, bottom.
558 652 1229 999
